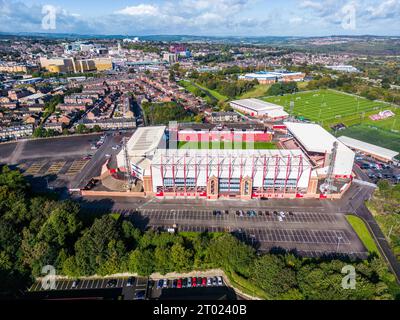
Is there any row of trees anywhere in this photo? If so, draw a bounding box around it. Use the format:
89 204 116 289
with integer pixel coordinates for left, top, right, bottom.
306 74 400 104
141 101 195 125
266 82 299 96
194 72 258 99
0 166 398 299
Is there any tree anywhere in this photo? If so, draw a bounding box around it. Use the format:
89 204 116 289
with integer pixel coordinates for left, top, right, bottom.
249 254 297 299
154 246 172 274
37 201 82 247
75 124 88 134
74 215 120 275
171 243 193 272
128 249 154 276
206 234 255 277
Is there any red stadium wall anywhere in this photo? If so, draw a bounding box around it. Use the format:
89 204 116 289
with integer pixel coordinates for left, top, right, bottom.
178 131 272 143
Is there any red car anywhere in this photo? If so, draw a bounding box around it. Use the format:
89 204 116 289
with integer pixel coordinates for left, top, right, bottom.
201 277 207 287
192 277 197 287
177 278 182 289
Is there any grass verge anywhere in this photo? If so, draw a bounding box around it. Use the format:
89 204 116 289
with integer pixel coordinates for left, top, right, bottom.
346 215 380 256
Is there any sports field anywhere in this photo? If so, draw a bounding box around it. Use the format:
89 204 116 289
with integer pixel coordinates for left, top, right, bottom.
263 89 394 127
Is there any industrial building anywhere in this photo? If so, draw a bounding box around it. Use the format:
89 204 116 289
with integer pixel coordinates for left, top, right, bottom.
40 57 112 73
112 123 355 200
239 71 305 84
230 98 289 121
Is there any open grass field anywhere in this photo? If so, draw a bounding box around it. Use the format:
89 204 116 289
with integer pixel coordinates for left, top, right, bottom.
346 215 380 256
194 82 229 102
238 84 271 99
263 89 395 127
178 141 277 150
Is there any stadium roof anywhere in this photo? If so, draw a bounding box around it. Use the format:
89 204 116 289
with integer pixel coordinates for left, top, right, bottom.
285 122 346 153
126 126 166 157
152 148 310 165
284 122 355 176
230 98 283 112
338 136 399 161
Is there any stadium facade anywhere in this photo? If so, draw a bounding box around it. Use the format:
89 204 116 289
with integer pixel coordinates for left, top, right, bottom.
114 122 355 200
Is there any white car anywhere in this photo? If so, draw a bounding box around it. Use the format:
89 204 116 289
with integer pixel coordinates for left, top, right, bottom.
217 276 223 286
280 211 286 217
278 216 283 222
105 154 111 158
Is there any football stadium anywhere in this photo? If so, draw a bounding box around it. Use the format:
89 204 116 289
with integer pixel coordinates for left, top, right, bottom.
105 122 356 200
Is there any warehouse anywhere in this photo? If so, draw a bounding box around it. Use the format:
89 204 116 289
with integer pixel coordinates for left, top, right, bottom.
337 135 399 163
230 98 289 121
239 71 305 84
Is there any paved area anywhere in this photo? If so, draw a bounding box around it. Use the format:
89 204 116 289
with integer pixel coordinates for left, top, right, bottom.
0 131 134 194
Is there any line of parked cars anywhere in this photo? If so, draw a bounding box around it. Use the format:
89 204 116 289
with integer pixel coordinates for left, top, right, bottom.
235 210 294 218
156 276 224 289
356 155 400 184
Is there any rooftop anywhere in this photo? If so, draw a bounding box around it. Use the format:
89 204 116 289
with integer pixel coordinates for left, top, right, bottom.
126 126 166 157
230 98 283 112
338 135 399 161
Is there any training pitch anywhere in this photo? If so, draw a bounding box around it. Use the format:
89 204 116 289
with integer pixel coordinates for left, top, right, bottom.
263 89 394 127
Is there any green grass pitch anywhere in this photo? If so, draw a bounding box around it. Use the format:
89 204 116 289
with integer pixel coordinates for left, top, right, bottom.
263 89 395 127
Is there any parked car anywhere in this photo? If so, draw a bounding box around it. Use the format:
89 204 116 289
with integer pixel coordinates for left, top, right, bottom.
157 279 163 289
187 277 192 288
177 279 182 289
207 278 212 287
106 279 117 288
192 277 197 287
135 290 146 300
162 279 168 288
172 279 177 288
201 277 207 287
71 279 79 289
217 276 223 286
182 278 188 288
127 277 134 287
196 277 202 287
212 277 218 286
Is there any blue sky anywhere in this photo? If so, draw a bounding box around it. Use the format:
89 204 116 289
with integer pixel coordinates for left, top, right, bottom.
1 0 399 36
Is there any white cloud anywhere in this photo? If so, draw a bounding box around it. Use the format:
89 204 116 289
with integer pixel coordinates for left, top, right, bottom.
115 4 160 16
366 0 400 18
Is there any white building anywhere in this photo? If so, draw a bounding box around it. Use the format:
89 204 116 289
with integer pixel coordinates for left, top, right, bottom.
284 122 355 177
230 98 289 121
326 65 359 73
338 135 399 163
